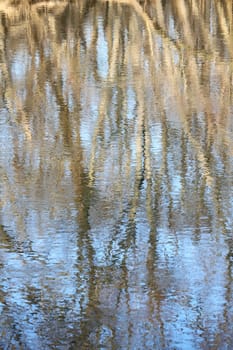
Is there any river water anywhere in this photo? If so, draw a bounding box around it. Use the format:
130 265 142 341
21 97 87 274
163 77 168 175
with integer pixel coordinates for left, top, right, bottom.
0 1 233 349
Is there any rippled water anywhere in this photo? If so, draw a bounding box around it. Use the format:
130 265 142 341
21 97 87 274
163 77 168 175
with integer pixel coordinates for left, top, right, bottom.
0 1 233 349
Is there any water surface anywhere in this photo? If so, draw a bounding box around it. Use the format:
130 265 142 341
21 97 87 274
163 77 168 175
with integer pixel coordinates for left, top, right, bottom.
0 1 233 349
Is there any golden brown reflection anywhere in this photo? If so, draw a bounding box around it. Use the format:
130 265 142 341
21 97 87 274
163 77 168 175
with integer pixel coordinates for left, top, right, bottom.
0 1 233 349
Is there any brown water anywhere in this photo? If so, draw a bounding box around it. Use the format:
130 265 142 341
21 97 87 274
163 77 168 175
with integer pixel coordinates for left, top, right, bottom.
0 1 233 349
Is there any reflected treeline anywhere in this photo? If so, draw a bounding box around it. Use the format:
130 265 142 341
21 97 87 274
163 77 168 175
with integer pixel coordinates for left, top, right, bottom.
0 1 233 349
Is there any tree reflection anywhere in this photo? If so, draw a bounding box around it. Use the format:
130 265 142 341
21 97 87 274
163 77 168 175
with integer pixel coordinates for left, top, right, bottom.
0 0 233 349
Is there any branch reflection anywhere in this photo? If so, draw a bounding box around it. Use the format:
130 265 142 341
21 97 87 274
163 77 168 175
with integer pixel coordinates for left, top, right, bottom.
0 1 233 349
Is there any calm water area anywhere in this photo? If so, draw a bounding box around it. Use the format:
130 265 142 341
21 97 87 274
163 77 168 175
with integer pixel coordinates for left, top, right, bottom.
0 0 233 349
